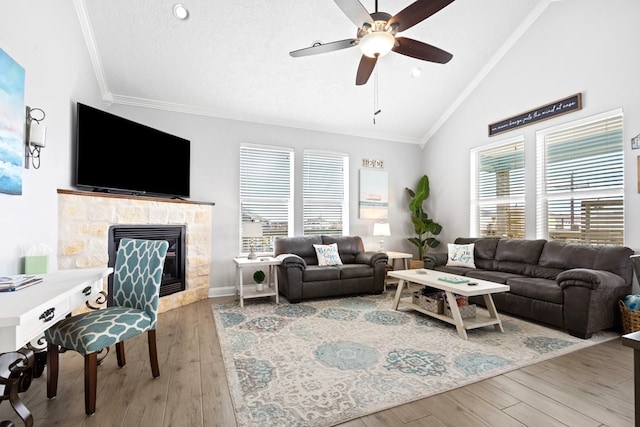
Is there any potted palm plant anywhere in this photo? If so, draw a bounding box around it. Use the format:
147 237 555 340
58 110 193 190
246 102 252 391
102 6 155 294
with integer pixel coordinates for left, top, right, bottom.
406 174 442 267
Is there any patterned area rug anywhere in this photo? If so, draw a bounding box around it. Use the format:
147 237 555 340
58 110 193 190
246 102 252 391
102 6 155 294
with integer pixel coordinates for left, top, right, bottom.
212 293 617 427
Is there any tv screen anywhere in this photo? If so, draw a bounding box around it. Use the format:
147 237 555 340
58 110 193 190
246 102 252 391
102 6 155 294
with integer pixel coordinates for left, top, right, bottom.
74 103 190 198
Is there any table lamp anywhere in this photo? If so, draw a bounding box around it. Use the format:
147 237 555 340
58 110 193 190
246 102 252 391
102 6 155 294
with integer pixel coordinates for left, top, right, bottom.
242 221 263 260
373 222 390 252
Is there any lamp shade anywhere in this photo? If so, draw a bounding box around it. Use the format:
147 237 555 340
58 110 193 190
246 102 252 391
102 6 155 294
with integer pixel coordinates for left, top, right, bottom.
242 222 263 238
373 222 391 237
359 31 395 58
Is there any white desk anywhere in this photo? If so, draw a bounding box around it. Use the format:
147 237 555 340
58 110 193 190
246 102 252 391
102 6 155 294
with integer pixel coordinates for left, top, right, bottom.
233 257 281 307
0 268 113 353
0 268 112 426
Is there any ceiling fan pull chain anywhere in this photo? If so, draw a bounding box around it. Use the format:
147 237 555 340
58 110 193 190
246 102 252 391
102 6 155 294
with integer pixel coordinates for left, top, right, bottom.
373 65 381 125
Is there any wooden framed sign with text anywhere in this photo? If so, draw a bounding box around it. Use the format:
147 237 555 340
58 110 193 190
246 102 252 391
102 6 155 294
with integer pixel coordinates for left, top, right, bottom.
488 93 582 136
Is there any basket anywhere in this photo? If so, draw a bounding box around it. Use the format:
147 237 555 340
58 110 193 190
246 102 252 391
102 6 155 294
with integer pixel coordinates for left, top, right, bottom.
445 303 477 319
619 300 640 334
412 291 444 314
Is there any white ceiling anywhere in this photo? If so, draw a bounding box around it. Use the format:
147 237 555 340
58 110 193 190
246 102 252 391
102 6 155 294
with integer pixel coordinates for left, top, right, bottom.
76 0 551 144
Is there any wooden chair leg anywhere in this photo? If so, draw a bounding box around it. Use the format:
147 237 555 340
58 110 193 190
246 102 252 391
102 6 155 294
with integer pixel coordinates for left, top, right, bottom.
84 353 97 415
115 342 126 368
46 343 59 399
147 330 160 378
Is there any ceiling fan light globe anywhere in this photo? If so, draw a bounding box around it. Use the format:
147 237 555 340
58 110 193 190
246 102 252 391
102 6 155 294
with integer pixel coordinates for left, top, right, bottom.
359 31 395 58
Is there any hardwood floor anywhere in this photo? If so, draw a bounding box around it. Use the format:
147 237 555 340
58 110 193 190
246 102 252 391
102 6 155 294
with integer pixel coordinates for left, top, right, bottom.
1 297 634 426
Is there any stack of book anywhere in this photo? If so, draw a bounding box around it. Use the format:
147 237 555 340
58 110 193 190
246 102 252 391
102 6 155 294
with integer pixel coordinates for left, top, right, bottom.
0 275 43 292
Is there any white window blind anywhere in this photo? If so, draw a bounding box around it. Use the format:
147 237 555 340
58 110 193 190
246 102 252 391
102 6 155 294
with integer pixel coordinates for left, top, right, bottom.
240 145 293 254
536 109 624 245
470 136 525 238
303 150 349 236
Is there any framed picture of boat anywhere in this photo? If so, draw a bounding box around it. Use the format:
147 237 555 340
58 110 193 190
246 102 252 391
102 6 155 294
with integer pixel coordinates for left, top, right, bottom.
359 169 388 219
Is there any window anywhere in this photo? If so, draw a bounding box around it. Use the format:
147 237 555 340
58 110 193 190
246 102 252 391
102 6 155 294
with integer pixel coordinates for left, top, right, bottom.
240 145 293 254
470 136 525 238
536 110 624 245
303 150 349 236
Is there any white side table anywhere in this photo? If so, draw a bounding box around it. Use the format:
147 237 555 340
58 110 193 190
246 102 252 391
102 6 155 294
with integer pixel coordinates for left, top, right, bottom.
233 257 281 307
383 251 413 290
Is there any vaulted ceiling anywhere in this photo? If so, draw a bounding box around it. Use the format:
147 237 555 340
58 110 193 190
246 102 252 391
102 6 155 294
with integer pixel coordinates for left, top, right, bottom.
78 0 550 144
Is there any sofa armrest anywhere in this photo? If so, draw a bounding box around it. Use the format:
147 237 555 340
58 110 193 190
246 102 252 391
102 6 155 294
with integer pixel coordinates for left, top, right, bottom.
275 253 307 270
355 251 388 266
556 268 626 290
424 252 448 270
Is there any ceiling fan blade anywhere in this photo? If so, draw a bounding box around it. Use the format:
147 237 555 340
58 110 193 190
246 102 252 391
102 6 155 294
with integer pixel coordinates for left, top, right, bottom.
334 0 373 28
392 37 452 63
356 55 377 85
290 39 357 57
389 0 455 32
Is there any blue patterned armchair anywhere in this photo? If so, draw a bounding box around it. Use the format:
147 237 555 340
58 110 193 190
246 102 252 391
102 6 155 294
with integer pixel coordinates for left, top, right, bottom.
44 238 169 415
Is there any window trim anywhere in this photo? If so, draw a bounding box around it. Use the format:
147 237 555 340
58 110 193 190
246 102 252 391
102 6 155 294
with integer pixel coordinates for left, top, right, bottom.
470 134 526 238
535 108 624 244
302 149 349 236
239 143 294 256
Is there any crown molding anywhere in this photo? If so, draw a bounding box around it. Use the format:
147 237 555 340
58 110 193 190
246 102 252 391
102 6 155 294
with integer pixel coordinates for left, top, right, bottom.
73 0 112 102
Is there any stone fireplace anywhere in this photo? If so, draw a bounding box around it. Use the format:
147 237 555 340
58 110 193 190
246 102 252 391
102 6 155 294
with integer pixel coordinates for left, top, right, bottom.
57 189 213 313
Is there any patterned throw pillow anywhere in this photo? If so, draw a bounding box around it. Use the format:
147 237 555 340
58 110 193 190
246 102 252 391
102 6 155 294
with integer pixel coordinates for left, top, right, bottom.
446 243 476 268
313 243 343 266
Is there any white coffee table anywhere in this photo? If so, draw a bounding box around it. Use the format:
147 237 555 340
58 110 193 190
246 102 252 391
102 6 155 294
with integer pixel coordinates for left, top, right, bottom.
389 269 509 340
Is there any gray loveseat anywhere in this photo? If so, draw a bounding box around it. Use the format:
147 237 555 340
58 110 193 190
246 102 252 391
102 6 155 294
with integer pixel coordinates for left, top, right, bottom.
424 237 634 339
274 235 388 303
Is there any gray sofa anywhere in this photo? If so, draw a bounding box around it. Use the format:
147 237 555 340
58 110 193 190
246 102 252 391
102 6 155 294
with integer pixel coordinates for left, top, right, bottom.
424 237 634 339
274 235 388 302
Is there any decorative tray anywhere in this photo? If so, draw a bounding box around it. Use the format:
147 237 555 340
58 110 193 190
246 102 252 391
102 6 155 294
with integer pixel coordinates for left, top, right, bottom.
437 277 470 284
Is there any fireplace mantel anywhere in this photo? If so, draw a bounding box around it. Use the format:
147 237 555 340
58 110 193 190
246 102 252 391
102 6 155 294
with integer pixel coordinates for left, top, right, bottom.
57 189 215 206
57 189 213 313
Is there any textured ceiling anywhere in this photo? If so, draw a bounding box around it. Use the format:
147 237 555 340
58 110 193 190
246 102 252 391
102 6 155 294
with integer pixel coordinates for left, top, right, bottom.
77 0 549 144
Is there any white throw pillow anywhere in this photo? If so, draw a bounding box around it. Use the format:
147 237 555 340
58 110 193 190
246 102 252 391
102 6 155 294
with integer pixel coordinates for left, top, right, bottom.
446 243 476 268
313 243 343 266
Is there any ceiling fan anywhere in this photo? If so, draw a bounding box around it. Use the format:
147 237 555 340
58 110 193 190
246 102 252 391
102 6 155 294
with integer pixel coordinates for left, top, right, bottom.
289 0 455 85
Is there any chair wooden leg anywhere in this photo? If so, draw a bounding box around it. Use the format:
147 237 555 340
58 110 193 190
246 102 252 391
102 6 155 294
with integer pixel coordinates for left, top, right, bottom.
115 342 126 368
84 353 97 415
46 343 59 399
147 330 160 378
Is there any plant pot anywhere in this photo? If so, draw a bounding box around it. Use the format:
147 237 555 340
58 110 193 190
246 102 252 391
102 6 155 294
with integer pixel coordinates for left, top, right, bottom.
409 259 424 269
256 282 264 292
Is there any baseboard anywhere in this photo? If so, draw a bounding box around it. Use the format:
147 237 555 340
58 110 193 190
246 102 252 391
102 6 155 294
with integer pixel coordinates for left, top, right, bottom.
209 286 236 298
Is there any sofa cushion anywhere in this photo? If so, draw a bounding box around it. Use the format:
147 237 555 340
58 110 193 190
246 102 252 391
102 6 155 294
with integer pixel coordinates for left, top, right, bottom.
454 237 499 270
275 236 323 265
506 277 563 304
303 266 340 281
434 265 474 276
322 236 365 264
495 239 546 264
339 264 373 279
313 243 343 266
538 241 634 284
465 270 528 284
447 243 476 268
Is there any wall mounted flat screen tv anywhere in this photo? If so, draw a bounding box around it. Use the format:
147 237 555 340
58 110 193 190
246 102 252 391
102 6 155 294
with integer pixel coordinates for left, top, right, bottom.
75 103 190 198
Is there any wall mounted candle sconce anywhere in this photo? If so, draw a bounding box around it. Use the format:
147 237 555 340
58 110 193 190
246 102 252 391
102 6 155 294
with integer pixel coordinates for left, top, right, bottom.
25 106 46 169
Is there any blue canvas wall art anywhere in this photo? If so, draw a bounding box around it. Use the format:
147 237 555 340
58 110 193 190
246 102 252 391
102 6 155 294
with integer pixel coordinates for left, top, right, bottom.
0 48 25 195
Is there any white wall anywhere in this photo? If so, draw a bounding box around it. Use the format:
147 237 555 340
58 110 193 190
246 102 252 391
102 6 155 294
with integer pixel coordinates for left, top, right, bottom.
0 1 423 290
424 0 640 255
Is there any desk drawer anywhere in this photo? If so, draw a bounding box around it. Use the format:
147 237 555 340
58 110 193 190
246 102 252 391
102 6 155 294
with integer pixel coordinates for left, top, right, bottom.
68 281 102 309
17 299 70 347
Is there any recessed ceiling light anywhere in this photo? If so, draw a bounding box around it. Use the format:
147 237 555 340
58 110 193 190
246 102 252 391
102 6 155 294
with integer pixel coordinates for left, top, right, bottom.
410 67 422 78
173 4 189 20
